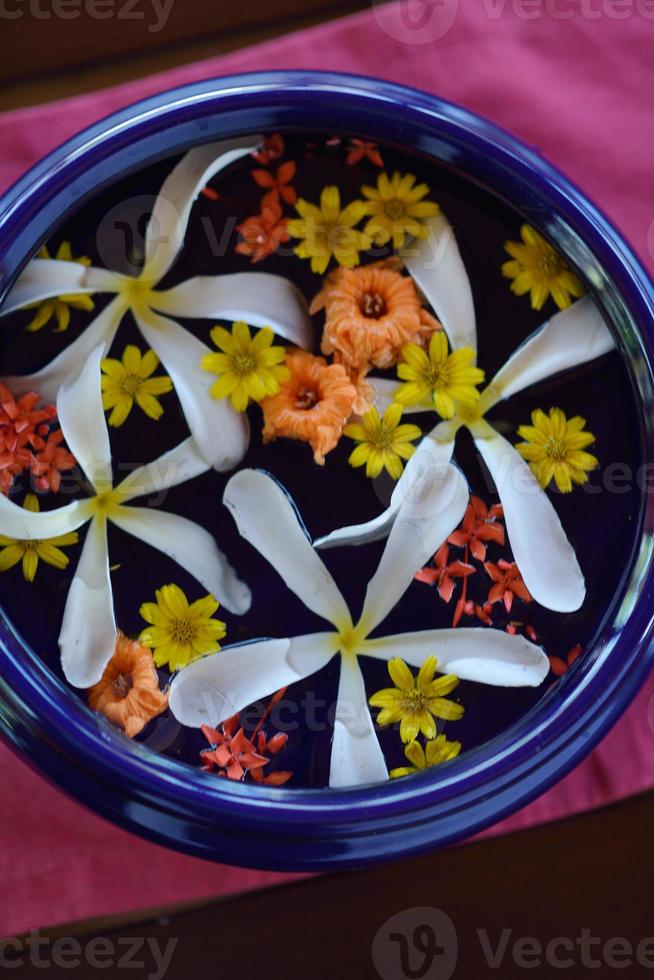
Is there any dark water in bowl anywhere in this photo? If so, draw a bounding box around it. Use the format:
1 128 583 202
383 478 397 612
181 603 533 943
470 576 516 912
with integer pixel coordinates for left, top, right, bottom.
0 133 643 788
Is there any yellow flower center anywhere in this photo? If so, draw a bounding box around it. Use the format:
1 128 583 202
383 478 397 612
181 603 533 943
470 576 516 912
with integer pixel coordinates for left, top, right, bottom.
170 617 198 645
456 403 483 426
337 623 367 659
119 372 144 397
540 251 564 276
233 352 258 377
19 540 40 551
543 437 567 461
360 291 387 318
120 277 154 310
427 360 449 390
383 198 406 221
400 689 428 714
369 424 395 451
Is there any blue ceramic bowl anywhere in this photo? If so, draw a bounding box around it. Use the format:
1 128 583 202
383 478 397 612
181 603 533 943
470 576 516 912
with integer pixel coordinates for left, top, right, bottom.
1 71 653 870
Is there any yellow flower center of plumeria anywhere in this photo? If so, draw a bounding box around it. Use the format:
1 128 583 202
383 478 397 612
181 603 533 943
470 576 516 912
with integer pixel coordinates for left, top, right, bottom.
120 277 155 310
337 623 368 659
360 291 386 318
383 199 406 221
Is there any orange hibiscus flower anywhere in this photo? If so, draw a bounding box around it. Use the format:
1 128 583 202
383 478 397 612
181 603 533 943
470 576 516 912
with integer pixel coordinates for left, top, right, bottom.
310 259 441 373
261 350 358 464
87 632 169 738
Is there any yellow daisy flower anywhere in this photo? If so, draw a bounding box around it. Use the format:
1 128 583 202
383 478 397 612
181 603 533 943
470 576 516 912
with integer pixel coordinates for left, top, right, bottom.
361 171 440 249
390 734 462 778
101 345 173 427
515 407 598 493
24 241 95 332
0 494 79 582
287 186 370 275
394 332 485 419
369 655 464 744
502 224 584 311
201 321 290 412
343 403 422 480
139 583 226 671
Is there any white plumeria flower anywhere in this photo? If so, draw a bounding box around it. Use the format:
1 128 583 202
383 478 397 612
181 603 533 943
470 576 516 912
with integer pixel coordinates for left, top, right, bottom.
169 468 549 788
0 137 313 471
315 213 617 613
0 347 250 689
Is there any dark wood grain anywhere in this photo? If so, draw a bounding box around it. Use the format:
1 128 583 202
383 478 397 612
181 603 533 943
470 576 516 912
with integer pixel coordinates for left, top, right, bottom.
10 792 654 979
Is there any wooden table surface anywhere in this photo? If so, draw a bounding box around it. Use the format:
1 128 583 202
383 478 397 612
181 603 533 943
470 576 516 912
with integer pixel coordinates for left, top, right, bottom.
3 6 653 976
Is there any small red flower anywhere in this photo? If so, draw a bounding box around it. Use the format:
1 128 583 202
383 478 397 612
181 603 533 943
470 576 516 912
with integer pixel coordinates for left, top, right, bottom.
346 139 384 168
235 199 290 263
200 718 269 781
30 429 77 493
549 643 583 677
484 559 532 614
0 383 58 494
251 133 285 166
251 160 297 208
415 543 476 603
448 496 505 562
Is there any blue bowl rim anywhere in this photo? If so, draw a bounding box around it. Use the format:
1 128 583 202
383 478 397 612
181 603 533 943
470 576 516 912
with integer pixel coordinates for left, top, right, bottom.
0 70 653 870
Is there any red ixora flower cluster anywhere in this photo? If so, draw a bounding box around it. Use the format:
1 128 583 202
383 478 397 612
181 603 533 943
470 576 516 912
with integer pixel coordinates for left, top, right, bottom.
199 688 292 786
415 495 534 630
0 382 76 495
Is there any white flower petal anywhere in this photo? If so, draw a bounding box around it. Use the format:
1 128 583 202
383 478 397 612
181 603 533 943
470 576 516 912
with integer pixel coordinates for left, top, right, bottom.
140 137 261 285
472 424 585 612
484 296 615 410
2 296 126 404
365 628 549 687
402 212 477 353
329 655 388 788
0 494 90 539
371 377 427 414
359 463 469 635
57 344 112 492
169 632 336 727
0 260 120 315
314 431 456 550
116 437 209 502
59 517 117 688
223 469 351 629
133 305 249 471
152 273 313 349
111 504 251 615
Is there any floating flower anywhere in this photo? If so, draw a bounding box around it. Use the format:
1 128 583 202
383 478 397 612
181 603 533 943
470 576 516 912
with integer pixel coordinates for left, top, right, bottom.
251 160 297 208
235 199 290 264
100 345 173 427
169 469 549 787
415 543 475 603
316 212 615 614
369 656 464 743
201 321 290 412
0 139 313 471
346 140 384 168
395 333 485 419
87 632 169 738
484 560 532 613
502 224 584 311
261 350 358 464
310 259 440 373
30 429 77 494
287 186 370 275
344 403 422 480
139 583 226 671
361 171 439 249
0 494 79 582
448 496 505 561
389 734 462 778
549 642 583 677
0 382 58 494
0 349 250 687
251 133 285 166
200 717 269 781
515 407 598 493
23 242 95 333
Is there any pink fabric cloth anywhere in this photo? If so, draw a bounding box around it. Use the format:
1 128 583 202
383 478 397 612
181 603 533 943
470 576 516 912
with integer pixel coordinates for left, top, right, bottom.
1 0 653 939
